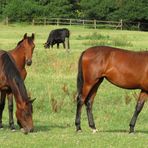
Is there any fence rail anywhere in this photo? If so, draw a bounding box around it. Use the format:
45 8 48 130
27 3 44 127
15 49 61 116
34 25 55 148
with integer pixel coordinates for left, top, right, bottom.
2 17 148 31
32 18 123 30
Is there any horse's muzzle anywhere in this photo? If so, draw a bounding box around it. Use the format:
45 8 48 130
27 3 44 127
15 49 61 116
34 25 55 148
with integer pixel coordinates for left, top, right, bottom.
26 59 32 66
44 43 49 48
21 127 34 134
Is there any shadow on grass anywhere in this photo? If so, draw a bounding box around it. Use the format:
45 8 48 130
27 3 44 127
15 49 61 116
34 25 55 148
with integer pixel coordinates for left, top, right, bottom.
34 123 71 132
99 129 148 134
99 129 128 133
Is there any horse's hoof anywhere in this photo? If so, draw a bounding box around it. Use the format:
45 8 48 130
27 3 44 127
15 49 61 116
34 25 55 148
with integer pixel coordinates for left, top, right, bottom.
10 125 16 131
92 129 98 134
76 129 82 133
129 127 134 134
0 124 3 129
0 127 3 130
129 130 135 134
11 128 16 132
20 128 28 135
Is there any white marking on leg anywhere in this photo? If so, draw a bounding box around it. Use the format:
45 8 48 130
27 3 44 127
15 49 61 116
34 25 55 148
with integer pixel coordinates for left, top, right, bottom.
92 129 98 134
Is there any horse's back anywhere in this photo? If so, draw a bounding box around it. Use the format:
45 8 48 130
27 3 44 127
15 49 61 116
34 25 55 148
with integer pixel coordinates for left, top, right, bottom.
83 46 148 67
82 46 148 90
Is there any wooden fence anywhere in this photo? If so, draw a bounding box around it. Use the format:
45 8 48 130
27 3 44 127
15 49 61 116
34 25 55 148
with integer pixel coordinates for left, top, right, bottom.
32 18 123 30
2 17 146 30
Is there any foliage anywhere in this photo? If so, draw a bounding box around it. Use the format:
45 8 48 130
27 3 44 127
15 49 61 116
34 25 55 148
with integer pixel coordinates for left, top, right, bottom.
0 0 148 26
2 0 42 21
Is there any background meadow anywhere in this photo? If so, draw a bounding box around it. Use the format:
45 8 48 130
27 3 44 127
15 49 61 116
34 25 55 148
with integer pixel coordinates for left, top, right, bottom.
0 24 148 147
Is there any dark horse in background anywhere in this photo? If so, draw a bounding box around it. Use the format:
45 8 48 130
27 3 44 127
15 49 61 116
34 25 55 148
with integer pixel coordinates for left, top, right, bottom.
0 51 35 134
0 33 35 130
44 28 70 51
75 46 148 133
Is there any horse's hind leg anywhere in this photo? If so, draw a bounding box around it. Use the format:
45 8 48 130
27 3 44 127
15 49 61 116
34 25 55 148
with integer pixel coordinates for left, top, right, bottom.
75 94 83 131
7 93 15 131
75 78 103 132
75 84 93 132
85 78 103 133
0 91 6 128
129 90 147 133
67 38 70 49
63 42 66 49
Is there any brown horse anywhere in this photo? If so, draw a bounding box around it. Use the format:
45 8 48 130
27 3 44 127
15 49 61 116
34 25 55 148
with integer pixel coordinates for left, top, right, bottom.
75 46 148 133
0 33 35 130
0 50 34 134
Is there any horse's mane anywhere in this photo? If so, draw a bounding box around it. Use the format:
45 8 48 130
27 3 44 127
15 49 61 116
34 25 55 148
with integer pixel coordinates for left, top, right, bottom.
17 37 33 46
17 39 23 46
1 52 28 101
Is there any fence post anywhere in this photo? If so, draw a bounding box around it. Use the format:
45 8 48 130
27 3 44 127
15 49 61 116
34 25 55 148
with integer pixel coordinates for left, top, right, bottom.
138 22 140 30
5 17 8 25
82 20 85 27
32 19 35 25
44 18 46 25
70 19 72 26
94 20 96 29
57 18 59 26
120 19 123 30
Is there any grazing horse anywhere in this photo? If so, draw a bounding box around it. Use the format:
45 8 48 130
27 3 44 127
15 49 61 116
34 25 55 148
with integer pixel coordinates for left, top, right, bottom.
75 46 148 133
44 28 70 50
0 51 34 134
0 33 35 130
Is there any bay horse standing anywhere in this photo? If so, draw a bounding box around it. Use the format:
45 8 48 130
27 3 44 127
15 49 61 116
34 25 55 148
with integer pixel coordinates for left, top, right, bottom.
0 51 34 134
75 46 148 133
0 33 35 130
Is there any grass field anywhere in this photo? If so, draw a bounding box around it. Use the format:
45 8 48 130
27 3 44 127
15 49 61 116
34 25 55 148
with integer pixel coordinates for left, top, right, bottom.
0 23 148 148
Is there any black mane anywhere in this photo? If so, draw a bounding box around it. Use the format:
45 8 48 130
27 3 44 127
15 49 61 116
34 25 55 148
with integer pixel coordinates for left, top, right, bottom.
1 51 28 101
17 39 23 46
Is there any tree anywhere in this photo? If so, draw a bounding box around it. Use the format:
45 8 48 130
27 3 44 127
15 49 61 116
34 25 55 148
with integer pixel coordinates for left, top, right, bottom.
44 0 77 18
3 0 42 21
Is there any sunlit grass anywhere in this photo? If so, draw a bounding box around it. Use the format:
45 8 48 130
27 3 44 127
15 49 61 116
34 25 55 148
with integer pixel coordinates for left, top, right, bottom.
0 23 148 147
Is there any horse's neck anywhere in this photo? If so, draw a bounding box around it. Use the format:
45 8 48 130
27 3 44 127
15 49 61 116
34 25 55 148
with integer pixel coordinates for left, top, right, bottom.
10 77 28 104
9 46 26 69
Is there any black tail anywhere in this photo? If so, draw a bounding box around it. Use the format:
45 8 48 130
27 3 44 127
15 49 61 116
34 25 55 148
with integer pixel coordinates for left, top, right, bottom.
77 51 85 96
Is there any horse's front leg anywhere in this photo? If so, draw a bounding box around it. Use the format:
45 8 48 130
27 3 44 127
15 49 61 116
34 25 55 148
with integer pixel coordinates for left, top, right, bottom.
0 91 6 128
129 90 147 133
7 93 15 131
57 43 59 49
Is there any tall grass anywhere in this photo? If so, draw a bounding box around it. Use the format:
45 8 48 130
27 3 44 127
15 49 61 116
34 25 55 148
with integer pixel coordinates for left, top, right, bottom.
0 24 148 147
77 32 133 47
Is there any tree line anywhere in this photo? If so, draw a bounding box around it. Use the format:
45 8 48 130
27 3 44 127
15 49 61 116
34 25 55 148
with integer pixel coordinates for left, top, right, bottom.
0 0 148 30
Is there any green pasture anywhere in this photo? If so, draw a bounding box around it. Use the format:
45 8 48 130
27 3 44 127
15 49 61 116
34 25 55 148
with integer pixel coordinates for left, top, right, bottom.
0 23 148 148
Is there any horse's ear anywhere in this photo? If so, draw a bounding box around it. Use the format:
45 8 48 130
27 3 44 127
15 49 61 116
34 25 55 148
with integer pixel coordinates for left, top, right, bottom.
32 33 35 40
29 98 36 104
23 33 27 39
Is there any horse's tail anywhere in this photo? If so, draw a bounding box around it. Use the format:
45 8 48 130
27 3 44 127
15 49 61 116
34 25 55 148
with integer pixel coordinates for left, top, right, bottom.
77 51 85 98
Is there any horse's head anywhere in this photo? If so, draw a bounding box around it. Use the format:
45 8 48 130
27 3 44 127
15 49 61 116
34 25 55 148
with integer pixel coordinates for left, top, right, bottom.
18 33 35 66
16 98 35 134
44 42 49 48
